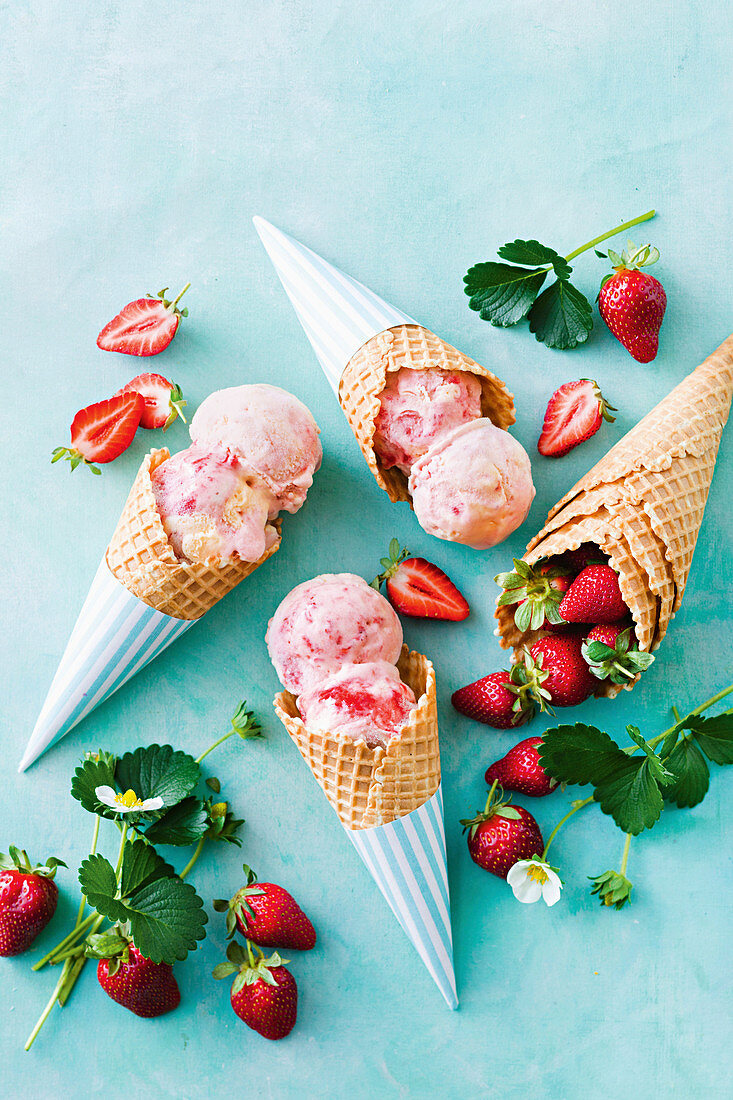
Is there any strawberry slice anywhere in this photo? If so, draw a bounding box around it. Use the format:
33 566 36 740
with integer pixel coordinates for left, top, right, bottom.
52 392 144 474
97 285 190 356
538 379 616 458
116 373 187 430
372 540 469 620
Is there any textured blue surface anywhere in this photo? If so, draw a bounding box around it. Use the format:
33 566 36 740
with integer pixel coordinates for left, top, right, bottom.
1 2 731 1097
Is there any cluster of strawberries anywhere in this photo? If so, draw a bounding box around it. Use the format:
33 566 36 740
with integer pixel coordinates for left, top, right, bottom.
453 546 654 729
52 286 189 473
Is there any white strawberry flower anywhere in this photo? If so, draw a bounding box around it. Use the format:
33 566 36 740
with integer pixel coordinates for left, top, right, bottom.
507 857 563 906
95 785 164 815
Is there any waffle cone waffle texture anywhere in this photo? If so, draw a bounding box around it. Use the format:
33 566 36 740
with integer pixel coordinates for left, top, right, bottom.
496 335 733 698
106 448 281 621
273 646 440 830
338 324 516 503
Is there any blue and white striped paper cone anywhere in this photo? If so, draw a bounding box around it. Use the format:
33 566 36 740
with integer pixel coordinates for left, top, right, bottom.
253 216 414 395
19 559 194 771
346 785 457 1009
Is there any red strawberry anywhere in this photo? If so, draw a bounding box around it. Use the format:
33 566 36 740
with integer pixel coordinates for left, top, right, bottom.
0 848 65 956
559 564 627 623
485 736 558 797
461 788 543 879
451 670 535 730
538 379 616 458
598 242 666 362
97 941 180 1018
582 622 655 685
528 634 597 708
116 373 187 430
496 558 572 633
214 941 297 1041
97 285 190 356
52 392 144 474
374 541 469 621
214 865 316 951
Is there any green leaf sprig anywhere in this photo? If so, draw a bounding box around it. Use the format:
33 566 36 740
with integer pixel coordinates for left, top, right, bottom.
464 209 656 349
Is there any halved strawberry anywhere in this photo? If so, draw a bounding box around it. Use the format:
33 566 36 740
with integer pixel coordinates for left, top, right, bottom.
52 392 144 474
372 540 469 621
116 373 187 430
97 285 190 356
538 379 616 458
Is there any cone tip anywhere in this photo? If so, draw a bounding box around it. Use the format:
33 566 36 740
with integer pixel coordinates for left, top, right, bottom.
17 747 36 773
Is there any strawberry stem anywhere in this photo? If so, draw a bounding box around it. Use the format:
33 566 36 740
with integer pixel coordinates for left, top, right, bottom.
564 210 656 262
179 836 206 880
619 833 632 877
542 795 595 859
31 911 97 971
24 962 70 1051
195 731 233 764
170 283 191 311
73 815 100 930
484 779 499 814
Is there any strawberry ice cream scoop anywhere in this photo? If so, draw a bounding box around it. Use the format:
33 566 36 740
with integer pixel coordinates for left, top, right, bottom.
190 383 321 514
373 367 483 474
266 573 403 696
298 661 417 746
151 444 278 566
408 419 535 549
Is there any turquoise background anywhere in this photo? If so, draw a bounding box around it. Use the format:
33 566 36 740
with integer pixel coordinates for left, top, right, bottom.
1 2 731 1096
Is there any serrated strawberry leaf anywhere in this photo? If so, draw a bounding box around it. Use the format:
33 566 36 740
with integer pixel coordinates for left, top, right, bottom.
121 838 176 895
528 279 593 349
464 263 547 326
497 240 572 280
684 713 733 765
626 726 675 786
538 724 627 786
115 745 200 809
144 798 209 847
593 757 665 835
663 739 710 808
71 756 119 819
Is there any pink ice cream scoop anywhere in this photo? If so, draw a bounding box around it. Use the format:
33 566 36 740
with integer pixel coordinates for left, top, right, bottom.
298 661 417 746
408 419 535 550
266 573 404 696
190 383 322 514
372 367 483 474
151 444 278 566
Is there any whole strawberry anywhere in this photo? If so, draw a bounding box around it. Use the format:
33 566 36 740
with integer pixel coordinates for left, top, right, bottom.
559 564 627 624
528 634 597 708
598 242 666 363
452 669 536 729
485 736 558 797
582 623 655 684
496 558 573 633
461 786 544 879
0 848 65 956
214 865 316 951
213 941 297 1041
96 938 181 1018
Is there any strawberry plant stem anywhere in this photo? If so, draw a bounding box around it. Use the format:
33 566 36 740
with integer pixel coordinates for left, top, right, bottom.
31 912 97 971
179 837 205 880
563 210 656 262
24 962 70 1051
542 796 595 859
74 815 100 929
619 833 632 877
195 732 233 764
645 686 733 750
171 282 191 310
484 779 499 812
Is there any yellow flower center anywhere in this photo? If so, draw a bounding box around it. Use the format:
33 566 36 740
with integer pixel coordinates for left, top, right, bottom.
116 789 145 809
211 802 227 818
526 863 549 885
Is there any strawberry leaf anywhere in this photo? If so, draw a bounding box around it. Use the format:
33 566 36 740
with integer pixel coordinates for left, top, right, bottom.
593 757 665 835
120 839 176 896
684 713 733 765
497 240 572 280
464 262 547 326
528 279 593 349
144 798 209 847
115 745 200 809
662 738 710 808
538 724 627 786
71 755 119 820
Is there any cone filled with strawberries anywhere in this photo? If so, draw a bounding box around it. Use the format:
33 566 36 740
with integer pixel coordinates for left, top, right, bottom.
495 335 733 700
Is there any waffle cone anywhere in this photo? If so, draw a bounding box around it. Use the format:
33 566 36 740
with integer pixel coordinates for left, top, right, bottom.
496 337 733 694
106 449 281 621
273 646 440 830
338 324 516 503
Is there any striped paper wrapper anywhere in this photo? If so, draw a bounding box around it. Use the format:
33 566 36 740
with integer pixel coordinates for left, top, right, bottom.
253 215 414 395
346 785 458 1010
20 560 194 771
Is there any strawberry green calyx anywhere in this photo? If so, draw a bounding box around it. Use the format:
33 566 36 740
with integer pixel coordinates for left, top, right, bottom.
147 283 191 319
496 558 571 633
459 780 523 839
164 383 188 430
597 241 661 291
84 928 131 975
0 847 67 879
212 940 288 995
504 662 545 722
51 446 102 475
589 870 633 910
582 628 655 684
514 650 555 714
213 864 265 939
584 379 617 424
370 537 409 591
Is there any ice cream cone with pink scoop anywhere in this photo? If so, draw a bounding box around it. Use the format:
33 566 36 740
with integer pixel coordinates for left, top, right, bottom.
254 217 535 549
